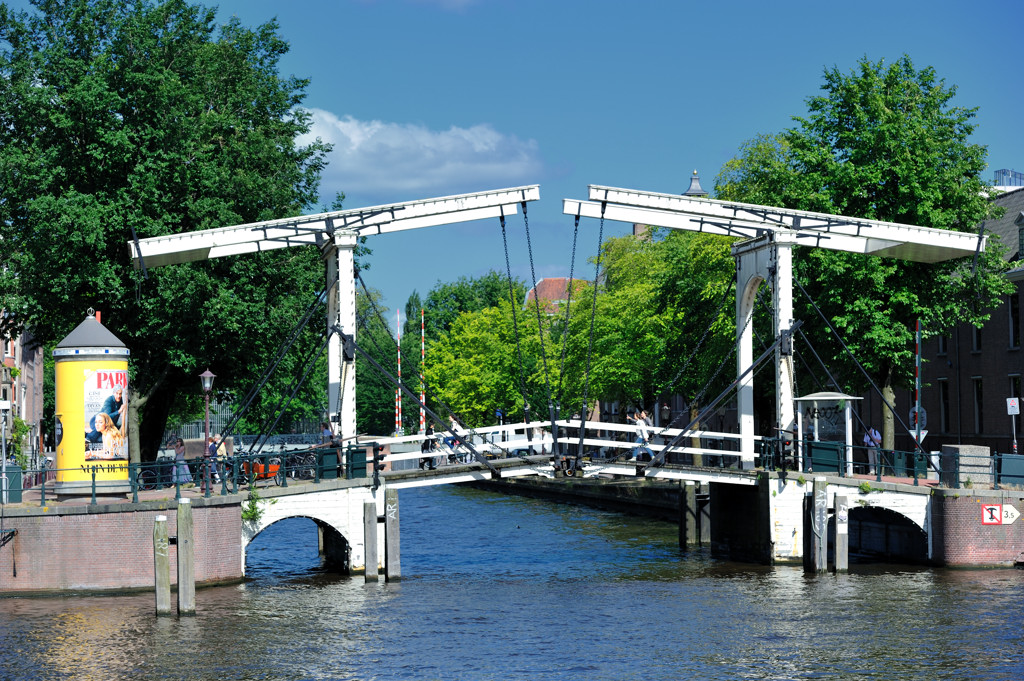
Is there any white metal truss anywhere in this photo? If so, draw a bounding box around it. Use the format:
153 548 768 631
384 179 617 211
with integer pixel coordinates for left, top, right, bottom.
126 185 541 443
563 184 987 461
564 185 984 262
127 186 540 269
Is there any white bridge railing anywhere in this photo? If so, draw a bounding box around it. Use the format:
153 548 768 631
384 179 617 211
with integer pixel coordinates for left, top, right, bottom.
366 419 760 465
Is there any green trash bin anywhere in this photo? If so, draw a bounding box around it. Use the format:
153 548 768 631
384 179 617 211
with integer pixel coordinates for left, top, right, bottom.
346 446 367 479
891 451 908 477
318 448 339 480
2 463 22 503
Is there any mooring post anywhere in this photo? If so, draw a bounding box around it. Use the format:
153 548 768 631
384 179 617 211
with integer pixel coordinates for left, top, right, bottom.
177 498 196 615
808 477 828 573
153 515 171 616
833 495 849 573
679 481 698 547
364 501 378 582
699 482 711 544
384 487 401 581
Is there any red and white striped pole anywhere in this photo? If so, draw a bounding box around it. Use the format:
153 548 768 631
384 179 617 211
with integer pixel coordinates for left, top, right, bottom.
420 308 426 434
396 309 402 435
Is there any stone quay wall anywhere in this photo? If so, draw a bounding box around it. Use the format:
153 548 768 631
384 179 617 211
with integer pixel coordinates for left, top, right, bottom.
0 498 243 595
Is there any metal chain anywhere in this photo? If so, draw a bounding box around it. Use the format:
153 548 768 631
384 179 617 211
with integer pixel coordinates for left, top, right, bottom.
653 270 737 400
648 276 760 443
520 201 558 430
353 277 528 460
577 208 607 442
500 213 531 421
555 212 581 402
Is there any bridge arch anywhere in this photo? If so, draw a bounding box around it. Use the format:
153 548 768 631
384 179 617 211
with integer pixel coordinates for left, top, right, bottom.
240 485 383 576
244 516 353 574
829 505 929 564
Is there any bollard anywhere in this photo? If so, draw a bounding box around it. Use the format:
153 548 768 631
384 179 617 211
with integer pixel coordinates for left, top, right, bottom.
833 495 849 573
363 501 378 582
679 481 698 548
384 488 401 582
177 499 196 615
809 477 828 573
153 515 172 616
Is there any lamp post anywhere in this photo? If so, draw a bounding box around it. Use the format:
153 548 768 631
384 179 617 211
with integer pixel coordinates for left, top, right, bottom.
200 369 215 494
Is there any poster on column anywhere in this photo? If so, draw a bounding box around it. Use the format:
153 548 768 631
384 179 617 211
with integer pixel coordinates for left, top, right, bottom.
83 369 129 461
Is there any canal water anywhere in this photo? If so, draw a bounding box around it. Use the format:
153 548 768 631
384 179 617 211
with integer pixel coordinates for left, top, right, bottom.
2 484 1023 680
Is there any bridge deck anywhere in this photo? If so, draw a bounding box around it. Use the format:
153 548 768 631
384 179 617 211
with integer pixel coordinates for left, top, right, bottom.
4 452 941 512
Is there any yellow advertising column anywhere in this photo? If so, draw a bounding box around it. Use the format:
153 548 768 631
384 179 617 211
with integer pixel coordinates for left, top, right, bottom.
53 313 131 495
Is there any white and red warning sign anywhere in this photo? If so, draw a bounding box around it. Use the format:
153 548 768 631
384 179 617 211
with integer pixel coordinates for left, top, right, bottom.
981 504 1020 525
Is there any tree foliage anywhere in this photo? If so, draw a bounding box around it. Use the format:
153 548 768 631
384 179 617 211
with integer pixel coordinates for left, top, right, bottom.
422 270 526 341
0 0 331 458
715 55 1011 442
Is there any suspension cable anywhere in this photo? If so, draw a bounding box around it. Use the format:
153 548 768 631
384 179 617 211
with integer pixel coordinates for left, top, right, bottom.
220 289 327 443
575 204 608 459
653 270 738 401
499 211 534 428
355 268 535 462
555 210 582 403
794 278 927 454
519 201 558 429
244 329 331 457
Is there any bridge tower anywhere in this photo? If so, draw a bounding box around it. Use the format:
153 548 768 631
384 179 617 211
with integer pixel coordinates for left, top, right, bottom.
128 186 539 442
564 186 985 459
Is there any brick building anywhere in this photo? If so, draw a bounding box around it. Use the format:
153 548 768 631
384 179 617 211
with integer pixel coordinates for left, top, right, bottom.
873 186 1024 455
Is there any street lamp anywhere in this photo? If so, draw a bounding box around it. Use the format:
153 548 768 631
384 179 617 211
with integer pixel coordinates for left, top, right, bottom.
200 369 215 493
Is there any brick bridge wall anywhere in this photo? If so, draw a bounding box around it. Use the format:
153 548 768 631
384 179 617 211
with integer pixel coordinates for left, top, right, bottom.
0 499 243 594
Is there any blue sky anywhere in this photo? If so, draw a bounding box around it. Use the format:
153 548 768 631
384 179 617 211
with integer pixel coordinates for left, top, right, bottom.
16 0 1024 321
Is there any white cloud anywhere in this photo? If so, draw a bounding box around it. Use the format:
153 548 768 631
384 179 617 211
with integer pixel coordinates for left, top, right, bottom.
300 108 543 203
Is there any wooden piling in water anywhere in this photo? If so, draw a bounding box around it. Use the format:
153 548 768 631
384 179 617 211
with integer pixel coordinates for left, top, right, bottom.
384 488 401 581
833 495 849 573
805 477 828 573
364 501 378 582
679 481 698 547
153 515 171 616
177 499 196 615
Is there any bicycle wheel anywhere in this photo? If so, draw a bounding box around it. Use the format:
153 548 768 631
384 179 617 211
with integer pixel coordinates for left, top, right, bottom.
299 453 316 480
270 457 284 486
137 468 156 491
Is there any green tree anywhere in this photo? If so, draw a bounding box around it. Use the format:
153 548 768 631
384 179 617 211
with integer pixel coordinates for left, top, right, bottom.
355 286 399 437
0 0 331 459
715 55 1011 447
558 235 664 413
424 300 547 427
422 270 526 341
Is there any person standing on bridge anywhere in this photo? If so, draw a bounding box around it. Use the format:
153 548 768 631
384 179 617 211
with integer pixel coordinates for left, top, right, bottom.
420 422 437 470
863 425 881 475
630 409 653 462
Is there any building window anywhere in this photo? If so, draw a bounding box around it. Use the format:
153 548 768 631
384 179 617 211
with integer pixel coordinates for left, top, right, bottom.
937 334 948 355
1011 294 1021 349
973 377 984 434
939 379 950 434
972 326 982 352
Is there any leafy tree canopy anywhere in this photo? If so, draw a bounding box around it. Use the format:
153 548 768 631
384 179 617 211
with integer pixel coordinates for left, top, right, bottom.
0 0 331 458
715 55 1011 398
422 270 526 341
